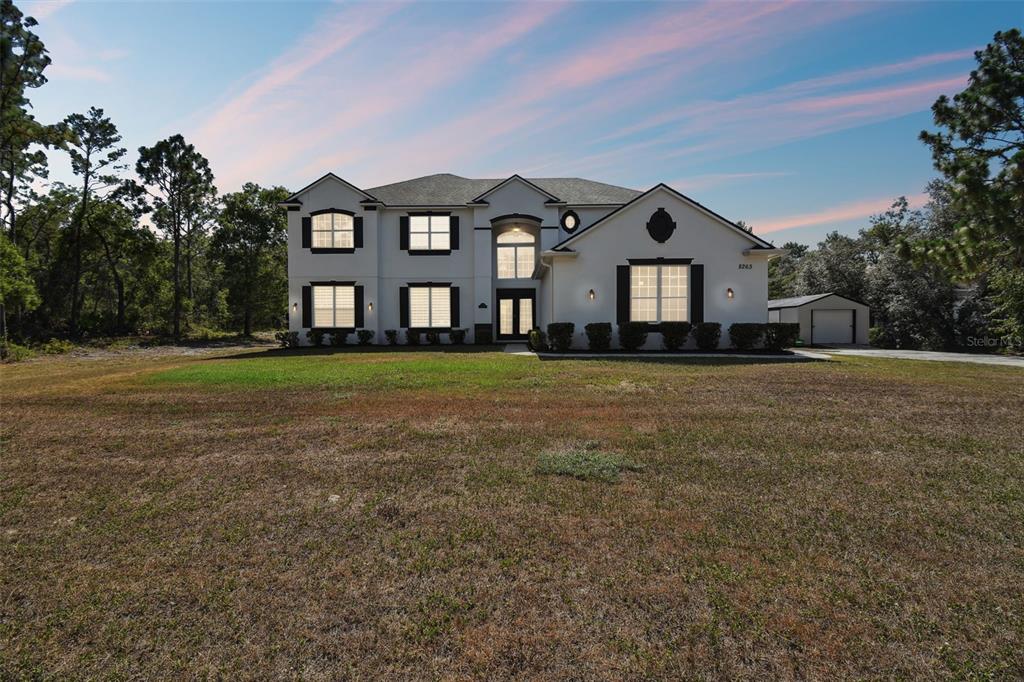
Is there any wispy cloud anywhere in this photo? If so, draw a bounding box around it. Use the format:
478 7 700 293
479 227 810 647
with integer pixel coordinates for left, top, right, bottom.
22 0 74 20
668 171 795 192
47 63 112 82
753 192 928 233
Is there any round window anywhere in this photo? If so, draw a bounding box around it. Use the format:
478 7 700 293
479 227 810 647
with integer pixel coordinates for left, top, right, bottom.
560 210 580 233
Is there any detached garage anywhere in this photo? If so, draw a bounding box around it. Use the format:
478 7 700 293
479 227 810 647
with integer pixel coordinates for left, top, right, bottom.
768 293 869 345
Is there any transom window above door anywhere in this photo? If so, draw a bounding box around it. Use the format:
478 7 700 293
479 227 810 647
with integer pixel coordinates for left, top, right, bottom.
630 264 688 322
496 231 535 279
312 211 354 249
410 214 450 251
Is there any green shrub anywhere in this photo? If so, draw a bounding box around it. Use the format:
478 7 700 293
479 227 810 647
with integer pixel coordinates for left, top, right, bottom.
40 338 75 355
329 330 349 347
306 329 325 346
618 322 648 351
274 330 300 348
356 329 374 345
869 326 885 347
763 323 799 351
449 328 466 345
385 329 398 345
1 341 36 362
405 330 421 345
659 321 692 351
528 328 548 351
536 448 643 483
729 323 765 350
693 322 722 351
584 322 612 351
425 330 441 345
546 322 575 352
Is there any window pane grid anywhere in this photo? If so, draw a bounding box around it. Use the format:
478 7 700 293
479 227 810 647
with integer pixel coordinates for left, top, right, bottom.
312 213 353 249
630 265 688 323
409 215 450 251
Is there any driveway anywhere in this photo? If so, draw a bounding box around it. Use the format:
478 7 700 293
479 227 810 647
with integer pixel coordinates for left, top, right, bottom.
822 348 1024 368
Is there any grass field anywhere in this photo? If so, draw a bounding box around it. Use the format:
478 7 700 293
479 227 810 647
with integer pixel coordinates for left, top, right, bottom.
2 348 1022 678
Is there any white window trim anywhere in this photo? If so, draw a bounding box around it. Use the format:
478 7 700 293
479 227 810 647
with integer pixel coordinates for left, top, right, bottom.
311 211 354 249
409 285 451 328
496 232 536 279
312 284 356 328
409 214 451 252
630 264 689 323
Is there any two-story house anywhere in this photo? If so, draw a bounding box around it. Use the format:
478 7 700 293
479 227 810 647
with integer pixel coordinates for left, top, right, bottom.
281 172 784 348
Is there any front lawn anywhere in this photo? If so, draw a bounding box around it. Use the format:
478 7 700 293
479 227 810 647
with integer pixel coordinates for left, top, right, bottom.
2 350 1022 678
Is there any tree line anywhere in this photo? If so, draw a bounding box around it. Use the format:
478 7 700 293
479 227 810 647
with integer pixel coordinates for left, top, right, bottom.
1 0 289 346
1 0 1021 353
769 29 1023 351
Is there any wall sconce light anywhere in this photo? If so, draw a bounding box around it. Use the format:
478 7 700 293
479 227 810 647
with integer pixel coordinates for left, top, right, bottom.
292 302 298 312
368 302 374 312
726 288 735 299
588 289 596 301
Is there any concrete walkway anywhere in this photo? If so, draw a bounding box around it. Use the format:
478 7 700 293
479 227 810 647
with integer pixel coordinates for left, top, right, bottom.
822 348 1024 368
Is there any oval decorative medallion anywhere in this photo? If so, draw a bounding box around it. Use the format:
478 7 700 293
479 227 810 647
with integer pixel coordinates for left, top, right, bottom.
646 208 676 243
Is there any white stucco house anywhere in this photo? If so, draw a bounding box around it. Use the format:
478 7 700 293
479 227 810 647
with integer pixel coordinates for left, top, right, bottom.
281 172 785 348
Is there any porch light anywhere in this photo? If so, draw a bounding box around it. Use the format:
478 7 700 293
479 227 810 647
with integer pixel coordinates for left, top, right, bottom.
292 302 298 312
726 288 734 299
588 289 596 301
368 301 374 312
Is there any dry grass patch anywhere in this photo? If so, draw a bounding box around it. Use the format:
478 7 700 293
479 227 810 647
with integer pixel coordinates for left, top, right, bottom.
1 349 1023 678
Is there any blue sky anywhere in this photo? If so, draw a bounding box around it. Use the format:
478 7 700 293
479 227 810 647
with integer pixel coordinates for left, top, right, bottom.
23 0 1022 246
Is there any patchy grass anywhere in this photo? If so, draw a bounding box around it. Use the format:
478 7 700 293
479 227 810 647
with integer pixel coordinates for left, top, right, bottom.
537 447 643 482
2 349 1023 678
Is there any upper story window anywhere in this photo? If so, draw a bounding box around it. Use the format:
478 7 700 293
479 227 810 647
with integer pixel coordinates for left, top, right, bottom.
560 210 580 233
630 264 688 322
410 214 450 251
313 284 355 327
409 285 450 328
496 231 535 279
312 211 354 249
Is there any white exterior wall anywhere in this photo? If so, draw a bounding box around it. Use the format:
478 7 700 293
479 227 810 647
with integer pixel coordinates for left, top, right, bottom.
286 175 772 347
771 295 869 345
546 187 769 349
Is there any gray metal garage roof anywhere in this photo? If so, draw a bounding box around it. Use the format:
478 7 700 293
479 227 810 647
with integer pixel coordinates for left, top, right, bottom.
769 293 869 309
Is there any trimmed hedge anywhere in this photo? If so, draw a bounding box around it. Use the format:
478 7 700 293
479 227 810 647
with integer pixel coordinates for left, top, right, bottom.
547 323 575 352
329 330 349 347
449 328 466 345
763 323 799 350
425 330 441 345
584 322 612 351
693 322 722 351
356 329 374 346
729 323 764 350
275 331 300 348
618 322 649 351
405 329 421 345
528 328 548 351
306 329 325 346
660 321 692 351
385 329 398 345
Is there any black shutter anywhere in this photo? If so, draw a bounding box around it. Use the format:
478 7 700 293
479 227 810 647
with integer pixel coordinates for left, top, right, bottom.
450 287 460 327
399 286 409 327
399 216 409 250
354 217 363 248
691 264 704 324
301 217 311 249
616 265 630 325
302 285 312 327
450 216 460 250
354 285 364 328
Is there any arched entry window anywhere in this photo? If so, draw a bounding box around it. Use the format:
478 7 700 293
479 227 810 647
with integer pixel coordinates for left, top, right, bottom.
496 231 535 279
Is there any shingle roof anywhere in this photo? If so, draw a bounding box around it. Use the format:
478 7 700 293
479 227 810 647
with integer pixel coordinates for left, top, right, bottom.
768 293 835 308
364 173 641 206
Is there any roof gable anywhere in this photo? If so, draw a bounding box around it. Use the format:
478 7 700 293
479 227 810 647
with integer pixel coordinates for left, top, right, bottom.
552 183 775 251
280 172 378 205
471 174 561 204
768 293 868 309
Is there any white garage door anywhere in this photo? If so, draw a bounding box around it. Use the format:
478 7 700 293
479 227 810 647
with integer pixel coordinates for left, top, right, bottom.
812 309 854 344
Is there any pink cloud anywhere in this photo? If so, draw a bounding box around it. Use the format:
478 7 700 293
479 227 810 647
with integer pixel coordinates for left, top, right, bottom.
667 172 795 192
753 192 929 233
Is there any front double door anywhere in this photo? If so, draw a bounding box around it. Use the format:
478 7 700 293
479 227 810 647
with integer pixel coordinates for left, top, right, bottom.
496 288 535 341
